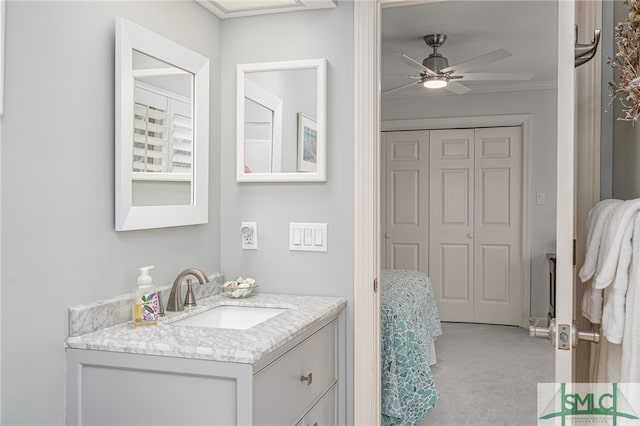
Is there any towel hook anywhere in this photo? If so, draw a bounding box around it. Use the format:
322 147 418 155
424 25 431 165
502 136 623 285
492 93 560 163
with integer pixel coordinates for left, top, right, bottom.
575 26 601 68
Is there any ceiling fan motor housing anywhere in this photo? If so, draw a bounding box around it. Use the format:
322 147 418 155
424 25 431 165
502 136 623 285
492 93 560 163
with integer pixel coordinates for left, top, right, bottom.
423 55 449 73
423 34 449 73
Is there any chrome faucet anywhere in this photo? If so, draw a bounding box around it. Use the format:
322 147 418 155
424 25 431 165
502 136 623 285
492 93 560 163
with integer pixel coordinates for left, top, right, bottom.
166 268 209 312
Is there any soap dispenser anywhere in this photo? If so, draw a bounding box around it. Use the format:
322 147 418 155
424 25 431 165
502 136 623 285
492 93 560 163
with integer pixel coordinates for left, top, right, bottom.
132 265 159 326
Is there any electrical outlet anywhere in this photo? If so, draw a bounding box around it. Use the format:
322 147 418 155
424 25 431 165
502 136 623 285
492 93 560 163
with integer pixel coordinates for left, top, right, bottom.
240 222 257 249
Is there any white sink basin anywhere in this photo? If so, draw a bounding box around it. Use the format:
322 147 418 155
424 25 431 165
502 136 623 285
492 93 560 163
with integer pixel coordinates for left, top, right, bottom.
171 305 288 330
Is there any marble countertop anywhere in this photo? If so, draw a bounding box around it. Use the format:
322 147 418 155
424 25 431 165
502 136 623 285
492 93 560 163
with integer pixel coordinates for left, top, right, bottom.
65 293 346 364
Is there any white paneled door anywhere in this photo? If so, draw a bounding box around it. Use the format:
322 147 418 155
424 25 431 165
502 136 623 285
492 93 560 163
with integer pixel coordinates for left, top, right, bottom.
382 130 430 272
473 127 522 324
428 129 476 322
382 126 523 326
430 127 522 325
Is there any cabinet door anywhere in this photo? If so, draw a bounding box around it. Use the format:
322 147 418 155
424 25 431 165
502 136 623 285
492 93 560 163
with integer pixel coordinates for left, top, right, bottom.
300 385 336 426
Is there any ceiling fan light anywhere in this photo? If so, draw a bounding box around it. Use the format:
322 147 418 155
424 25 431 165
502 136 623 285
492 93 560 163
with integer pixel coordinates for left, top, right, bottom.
423 78 448 89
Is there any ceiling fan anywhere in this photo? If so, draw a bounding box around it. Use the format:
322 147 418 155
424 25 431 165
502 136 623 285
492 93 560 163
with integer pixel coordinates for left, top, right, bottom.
384 34 534 95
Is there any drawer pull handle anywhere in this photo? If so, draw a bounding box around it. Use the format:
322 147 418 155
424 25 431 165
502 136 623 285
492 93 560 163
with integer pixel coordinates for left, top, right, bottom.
300 372 313 385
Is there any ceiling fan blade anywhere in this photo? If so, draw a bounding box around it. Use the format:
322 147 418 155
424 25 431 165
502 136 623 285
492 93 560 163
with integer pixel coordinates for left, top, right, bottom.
441 48 512 74
400 54 437 75
445 81 472 95
383 81 420 95
383 75 422 80
460 72 534 81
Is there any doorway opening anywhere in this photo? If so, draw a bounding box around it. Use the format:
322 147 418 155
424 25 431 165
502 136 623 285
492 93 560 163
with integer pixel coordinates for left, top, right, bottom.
376 1 560 424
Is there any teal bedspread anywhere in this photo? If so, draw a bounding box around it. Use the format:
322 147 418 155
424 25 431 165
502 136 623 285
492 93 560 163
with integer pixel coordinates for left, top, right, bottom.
381 269 442 426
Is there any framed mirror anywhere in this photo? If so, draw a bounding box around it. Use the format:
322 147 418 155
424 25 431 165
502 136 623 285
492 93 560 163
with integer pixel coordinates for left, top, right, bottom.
237 58 327 182
115 18 210 231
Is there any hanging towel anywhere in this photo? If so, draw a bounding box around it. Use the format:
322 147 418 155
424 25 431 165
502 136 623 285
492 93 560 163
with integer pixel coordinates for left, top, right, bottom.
580 199 623 323
594 199 640 290
582 282 604 324
579 199 623 282
591 334 623 383
621 213 640 381
601 217 635 343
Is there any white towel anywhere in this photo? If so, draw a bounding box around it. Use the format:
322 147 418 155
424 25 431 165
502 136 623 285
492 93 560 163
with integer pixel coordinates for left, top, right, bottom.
582 282 604 324
601 217 635 343
621 213 640 381
580 199 623 324
579 199 623 282
595 199 640 289
591 335 622 383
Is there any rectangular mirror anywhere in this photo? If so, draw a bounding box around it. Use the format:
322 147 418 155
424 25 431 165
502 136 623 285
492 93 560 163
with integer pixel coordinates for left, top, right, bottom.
115 18 210 231
237 58 327 182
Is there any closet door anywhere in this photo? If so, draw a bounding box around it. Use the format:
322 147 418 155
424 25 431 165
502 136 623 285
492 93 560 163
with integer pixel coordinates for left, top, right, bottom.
429 129 475 322
381 131 430 272
473 127 522 325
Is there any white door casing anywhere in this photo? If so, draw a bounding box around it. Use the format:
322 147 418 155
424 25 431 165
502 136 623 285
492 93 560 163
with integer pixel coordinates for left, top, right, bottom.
381 130 430 271
353 1 381 425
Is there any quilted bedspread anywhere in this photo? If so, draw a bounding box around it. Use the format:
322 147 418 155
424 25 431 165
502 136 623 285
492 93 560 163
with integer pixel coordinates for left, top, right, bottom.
381 269 442 426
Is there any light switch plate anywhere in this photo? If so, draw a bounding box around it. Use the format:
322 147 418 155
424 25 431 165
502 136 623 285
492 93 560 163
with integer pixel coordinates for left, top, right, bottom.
290 223 327 252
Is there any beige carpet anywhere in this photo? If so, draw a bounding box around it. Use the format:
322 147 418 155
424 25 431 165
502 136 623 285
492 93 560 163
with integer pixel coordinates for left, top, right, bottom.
421 322 554 426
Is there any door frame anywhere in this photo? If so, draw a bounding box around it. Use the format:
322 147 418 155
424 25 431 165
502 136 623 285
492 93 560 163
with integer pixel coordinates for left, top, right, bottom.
555 0 575 383
381 114 533 328
353 2 381 425
354 0 575 423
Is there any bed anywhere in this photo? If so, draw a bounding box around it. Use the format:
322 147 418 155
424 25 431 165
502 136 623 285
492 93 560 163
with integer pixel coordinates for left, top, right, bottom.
381 269 442 426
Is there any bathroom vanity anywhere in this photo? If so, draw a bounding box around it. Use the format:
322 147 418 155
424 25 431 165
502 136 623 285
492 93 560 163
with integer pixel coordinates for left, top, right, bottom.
65 293 346 425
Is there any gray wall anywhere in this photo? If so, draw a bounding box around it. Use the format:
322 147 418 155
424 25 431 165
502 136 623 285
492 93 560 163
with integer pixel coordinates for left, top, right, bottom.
601 0 614 199
382 89 558 318
219 4 354 425
1 2 221 424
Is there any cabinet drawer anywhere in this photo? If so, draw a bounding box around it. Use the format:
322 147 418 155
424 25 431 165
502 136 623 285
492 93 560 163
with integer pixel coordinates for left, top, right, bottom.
254 321 337 425
300 385 336 426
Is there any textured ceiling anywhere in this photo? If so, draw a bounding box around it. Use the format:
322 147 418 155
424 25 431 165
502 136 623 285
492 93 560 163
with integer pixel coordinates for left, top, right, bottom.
381 0 559 97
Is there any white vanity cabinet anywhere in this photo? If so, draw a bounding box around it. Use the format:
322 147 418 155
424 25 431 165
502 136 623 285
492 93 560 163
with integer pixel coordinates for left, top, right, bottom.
66 316 342 425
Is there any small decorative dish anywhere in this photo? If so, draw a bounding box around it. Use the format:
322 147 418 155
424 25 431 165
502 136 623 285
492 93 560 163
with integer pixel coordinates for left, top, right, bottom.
221 277 257 298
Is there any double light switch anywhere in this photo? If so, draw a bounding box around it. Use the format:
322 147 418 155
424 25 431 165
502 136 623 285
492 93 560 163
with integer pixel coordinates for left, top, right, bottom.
290 223 327 252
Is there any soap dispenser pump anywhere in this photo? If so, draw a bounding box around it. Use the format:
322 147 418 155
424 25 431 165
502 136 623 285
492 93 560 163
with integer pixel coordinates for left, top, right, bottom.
132 265 159 326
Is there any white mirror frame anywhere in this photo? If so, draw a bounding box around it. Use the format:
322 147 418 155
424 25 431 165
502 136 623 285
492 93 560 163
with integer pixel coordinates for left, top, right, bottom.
236 58 327 182
115 18 210 231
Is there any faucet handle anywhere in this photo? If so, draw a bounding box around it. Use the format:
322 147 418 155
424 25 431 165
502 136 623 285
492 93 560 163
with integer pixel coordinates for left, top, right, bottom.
156 291 165 317
184 278 197 307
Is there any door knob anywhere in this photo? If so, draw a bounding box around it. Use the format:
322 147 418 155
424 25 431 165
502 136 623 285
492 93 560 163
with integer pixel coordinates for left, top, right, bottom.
384 233 391 239
530 318 600 349
530 318 557 347
467 233 474 239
